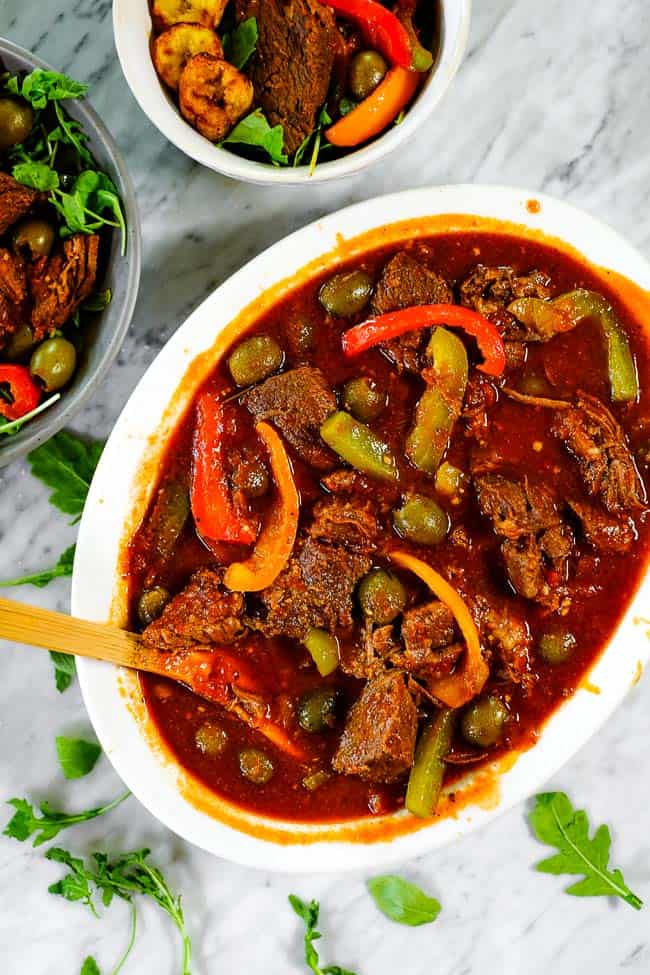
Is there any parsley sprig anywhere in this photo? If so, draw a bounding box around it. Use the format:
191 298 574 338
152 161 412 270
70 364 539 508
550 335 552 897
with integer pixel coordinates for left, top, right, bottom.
47 847 192 975
4 791 130 847
289 896 357 975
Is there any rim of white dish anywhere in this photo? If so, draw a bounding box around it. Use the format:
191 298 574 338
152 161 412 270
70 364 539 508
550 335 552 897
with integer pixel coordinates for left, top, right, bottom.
74 185 650 872
112 0 472 186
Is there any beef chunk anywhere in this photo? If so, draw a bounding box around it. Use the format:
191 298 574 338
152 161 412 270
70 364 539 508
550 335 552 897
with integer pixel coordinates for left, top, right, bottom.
478 598 532 687
244 366 336 470
370 252 453 372
0 248 28 347
475 474 559 538
463 374 498 445
552 393 645 512
501 536 548 602
252 536 371 640
340 622 398 679
568 499 635 553
333 671 417 782
31 234 100 338
143 567 246 650
0 173 42 235
236 0 337 155
309 496 378 551
400 601 455 657
460 265 552 321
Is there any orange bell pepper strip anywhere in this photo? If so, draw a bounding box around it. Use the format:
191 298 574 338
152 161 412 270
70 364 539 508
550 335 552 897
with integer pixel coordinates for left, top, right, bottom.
389 551 489 708
224 421 299 593
326 67 420 148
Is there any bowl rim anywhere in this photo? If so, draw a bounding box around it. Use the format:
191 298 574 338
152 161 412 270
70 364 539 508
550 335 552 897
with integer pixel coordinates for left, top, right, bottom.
73 184 650 872
0 37 142 468
112 0 472 186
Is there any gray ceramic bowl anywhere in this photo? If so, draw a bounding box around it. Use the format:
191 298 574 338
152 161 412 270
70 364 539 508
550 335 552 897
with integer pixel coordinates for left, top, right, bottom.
0 37 141 467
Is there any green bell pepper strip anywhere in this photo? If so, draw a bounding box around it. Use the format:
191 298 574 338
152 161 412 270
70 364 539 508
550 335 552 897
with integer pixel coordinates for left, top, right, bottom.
406 707 455 818
405 327 469 473
320 410 399 482
509 289 638 402
304 628 340 676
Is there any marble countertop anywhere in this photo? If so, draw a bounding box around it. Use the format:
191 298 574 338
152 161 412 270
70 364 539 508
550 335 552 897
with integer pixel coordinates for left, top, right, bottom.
1 0 649 971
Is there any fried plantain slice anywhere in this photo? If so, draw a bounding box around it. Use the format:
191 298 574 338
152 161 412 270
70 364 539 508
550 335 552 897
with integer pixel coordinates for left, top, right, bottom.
152 0 228 31
153 23 223 90
179 53 254 142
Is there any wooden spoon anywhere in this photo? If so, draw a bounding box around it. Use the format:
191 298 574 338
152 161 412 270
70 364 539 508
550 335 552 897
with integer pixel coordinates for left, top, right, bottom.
0 596 308 760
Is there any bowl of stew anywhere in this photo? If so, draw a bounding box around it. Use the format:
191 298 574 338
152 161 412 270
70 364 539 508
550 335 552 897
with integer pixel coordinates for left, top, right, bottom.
112 0 471 184
73 185 650 871
0 38 141 466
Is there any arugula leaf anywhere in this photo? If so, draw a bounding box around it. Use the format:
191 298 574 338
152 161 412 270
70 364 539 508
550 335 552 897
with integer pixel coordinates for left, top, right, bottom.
50 650 77 692
56 736 101 779
223 109 288 165
288 895 358 975
80 958 101 975
530 792 643 910
28 431 104 520
0 393 61 438
0 544 75 589
6 69 88 110
367 875 441 926
294 107 333 174
224 17 258 70
53 101 94 166
12 160 60 191
47 847 192 975
4 791 129 847
51 170 127 254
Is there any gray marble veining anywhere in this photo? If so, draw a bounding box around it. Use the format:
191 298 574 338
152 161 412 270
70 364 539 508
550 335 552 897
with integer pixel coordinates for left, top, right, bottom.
0 0 649 971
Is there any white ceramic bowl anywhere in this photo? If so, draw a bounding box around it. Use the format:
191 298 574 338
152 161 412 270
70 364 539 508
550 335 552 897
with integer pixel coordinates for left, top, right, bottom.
112 0 471 186
73 185 650 872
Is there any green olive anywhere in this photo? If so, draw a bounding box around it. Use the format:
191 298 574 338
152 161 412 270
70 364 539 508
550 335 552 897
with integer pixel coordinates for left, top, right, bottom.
348 50 388 101
12 219 56 259
518 374 553 397
538 630 576 665
393 495 450 546
137 586 171 627
194 721 229 756
228 335 284 387
434 462 465 499
238 747 275 785
297 687 339 734
358 568 406 624
4 323 36 361
30 337 77 392
341 376 386 423
319 270 374 318
461 696 508 749
232 456 269 498
0 97 34 151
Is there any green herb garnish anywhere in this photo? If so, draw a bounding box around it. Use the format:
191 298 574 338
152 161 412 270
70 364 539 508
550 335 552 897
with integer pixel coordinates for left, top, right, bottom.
56 736 101 780
530 792 643 910
6 69 88 110
224 17 258 70
294 107 333 174
28 431 104 521
222 109 287 165
367 875 441 926
3 791 130 847
47 847 192 975
50 650 77 692
288 895 357 975
0 543 75 589
80 958 101 975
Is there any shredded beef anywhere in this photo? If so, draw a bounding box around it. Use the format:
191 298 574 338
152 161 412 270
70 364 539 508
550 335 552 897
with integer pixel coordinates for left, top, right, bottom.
552 393 645 512
30 233 100 338
340 623 398 680
0 173 42 236
460 265 553 320
0 248 28 347
251 536 371 640
478 598 533 687
475 474 560 538
236 0 337 155
332 671 417 782
244 366 336 470
369 252 453 372
143 567 246 650
568 499 636 552
309 496 378 552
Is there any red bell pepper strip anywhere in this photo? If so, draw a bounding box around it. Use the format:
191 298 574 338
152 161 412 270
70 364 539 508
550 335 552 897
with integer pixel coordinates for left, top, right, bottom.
0 364 41 420
319 0 413 69
342 304 507 377
191 393 258 546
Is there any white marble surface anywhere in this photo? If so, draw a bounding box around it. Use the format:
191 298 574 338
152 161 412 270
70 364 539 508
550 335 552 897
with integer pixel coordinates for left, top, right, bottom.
1 0 649 972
